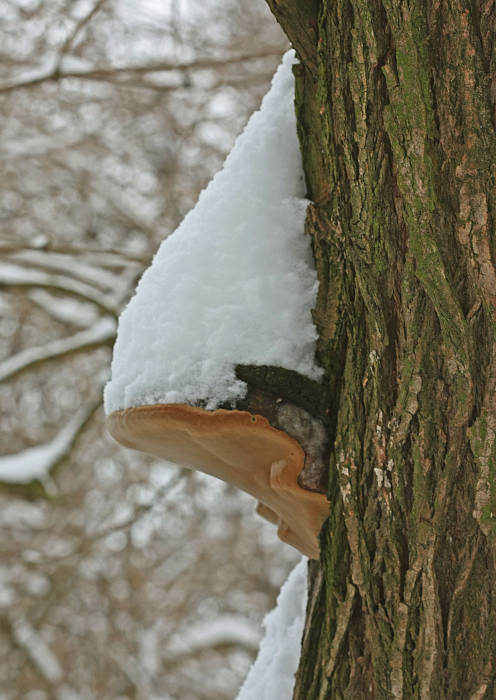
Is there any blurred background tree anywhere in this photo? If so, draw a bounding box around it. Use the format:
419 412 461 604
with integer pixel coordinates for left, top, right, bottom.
0 1 299 698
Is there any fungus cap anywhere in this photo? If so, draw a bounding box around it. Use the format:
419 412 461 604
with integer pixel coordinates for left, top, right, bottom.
107 404 328 559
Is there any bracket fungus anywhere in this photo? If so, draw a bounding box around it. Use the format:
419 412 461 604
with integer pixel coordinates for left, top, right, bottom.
105 52 330 558
107 403 328 559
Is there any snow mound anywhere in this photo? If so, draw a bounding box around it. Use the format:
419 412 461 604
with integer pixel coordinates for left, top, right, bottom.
104 50 322 413
236 558 308 700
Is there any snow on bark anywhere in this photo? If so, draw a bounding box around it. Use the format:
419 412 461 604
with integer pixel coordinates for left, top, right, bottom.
236 558 307 700
104 50 322 413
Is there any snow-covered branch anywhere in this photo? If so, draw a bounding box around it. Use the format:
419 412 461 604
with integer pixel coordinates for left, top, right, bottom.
0 317 115 384
0 398 101 484
10 617 63 683
0 244 148 269
27 290 103 328
8 250 125 294
167 615 262 660
0 262 119 316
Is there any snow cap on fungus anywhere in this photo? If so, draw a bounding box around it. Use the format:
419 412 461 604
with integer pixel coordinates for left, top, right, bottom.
107 404 328 559
103 49 322 416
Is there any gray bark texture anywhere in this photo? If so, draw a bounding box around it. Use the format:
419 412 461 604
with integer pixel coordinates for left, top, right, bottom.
263 1 496 697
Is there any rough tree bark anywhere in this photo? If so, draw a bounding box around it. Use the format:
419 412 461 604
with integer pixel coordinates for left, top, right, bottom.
264 1 496 698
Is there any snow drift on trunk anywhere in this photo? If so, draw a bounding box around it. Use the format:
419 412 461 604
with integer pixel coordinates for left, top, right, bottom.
104 50 322 413
235 558 308 700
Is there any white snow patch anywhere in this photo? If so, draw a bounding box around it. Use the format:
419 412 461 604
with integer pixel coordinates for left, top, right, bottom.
104 50 322 413
236 558 308 700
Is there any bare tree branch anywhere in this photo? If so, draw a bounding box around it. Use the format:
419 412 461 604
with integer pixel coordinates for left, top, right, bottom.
0 50 283 93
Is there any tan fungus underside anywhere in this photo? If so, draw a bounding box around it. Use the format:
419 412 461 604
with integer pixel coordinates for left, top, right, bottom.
107 404 329 558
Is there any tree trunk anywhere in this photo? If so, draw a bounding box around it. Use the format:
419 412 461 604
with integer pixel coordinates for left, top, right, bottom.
267 1 496 697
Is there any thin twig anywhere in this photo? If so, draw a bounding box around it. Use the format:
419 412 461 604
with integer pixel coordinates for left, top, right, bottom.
57 0 107 64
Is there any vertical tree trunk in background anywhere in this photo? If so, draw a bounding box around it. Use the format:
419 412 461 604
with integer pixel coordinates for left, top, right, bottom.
267 1 496 697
